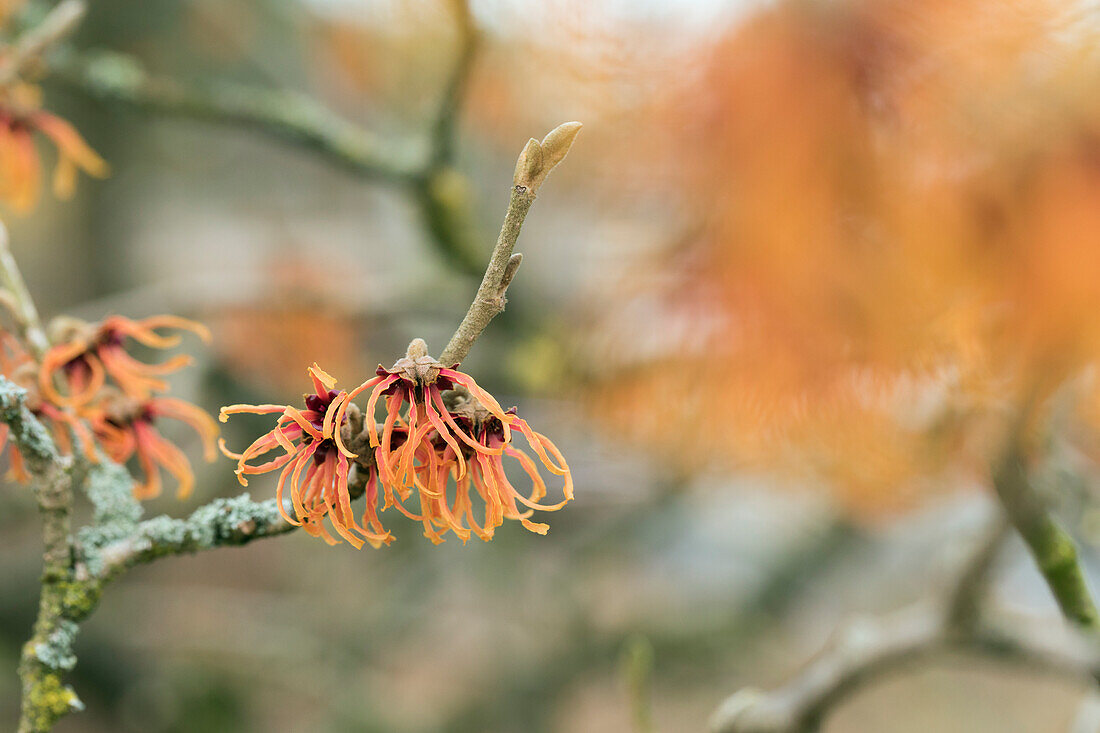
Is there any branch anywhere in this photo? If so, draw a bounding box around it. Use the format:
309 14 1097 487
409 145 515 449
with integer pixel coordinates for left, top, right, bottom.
708 516 1035 733
76 464 371 581
992 417 1100 631
0 379 70 576
0 221 50 358
410 0 486 275
85 495 293 579
52 50 419 182
439 121 581 367
710 607 1100 733
46 3 548 282
427 0 478 168
0 0 85 88
708 398 1100 733
0 379 83 732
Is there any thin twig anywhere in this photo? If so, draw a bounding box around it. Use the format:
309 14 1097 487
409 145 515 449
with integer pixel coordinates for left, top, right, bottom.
439 122 581 366
0 0 86 88
945 516 1011 631
439 185 534 366
0 221 50 358
992 408 1100 631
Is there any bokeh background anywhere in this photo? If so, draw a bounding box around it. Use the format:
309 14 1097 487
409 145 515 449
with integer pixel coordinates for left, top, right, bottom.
5 0 1100 730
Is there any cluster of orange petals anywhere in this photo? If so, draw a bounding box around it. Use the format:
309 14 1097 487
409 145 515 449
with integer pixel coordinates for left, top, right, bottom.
0 332 95 481
590 0 1100 514
0 316 216 498
0 83 108 212
221 342 572 548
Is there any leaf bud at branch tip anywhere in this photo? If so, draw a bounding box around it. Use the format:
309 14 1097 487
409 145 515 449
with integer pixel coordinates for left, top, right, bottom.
540 121 582 171
512 122 582 193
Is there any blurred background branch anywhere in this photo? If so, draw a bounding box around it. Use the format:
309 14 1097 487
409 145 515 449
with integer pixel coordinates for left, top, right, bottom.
53 50 419 182
51 0 490 275
709 516 1100 733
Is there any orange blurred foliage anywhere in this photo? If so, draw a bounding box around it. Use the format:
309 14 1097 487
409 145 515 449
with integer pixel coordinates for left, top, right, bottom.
586 0 1100 515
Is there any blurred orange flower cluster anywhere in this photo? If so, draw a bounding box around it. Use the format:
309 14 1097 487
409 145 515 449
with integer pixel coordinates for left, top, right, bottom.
0 315 216 498
0 6 108 212
0 82 107 212
221 341 572 548
588 0 1100 514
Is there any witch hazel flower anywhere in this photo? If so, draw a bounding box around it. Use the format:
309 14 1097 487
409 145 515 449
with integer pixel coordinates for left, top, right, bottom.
340 339 573 544
219 342 574 548
86 389 218 500
440 398 572 541
0 81 109 212
219 364 394 549
0 331 96 480
347 339 511 486
40 315 210 407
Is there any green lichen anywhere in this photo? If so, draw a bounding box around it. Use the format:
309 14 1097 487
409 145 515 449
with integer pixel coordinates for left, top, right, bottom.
21 672 83 731
60 580 102 620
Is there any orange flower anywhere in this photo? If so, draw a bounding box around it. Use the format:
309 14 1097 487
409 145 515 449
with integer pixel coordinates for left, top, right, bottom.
40 315 210 407
0 82 108 212
350 339 513 492
87 391 218 500
220 363 393 548
0 331 96 480
345 339 572 544
399 400 572 544
220 345 574 548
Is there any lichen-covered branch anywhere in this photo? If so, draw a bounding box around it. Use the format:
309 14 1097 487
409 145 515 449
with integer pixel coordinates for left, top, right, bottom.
75 464 375 582
83 494 293 580
439 122 581 367
0 378 81 733
0 379 71 578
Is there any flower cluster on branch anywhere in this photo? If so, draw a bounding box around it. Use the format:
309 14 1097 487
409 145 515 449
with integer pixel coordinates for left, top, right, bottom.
0 314 216 498
221 339 572 548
